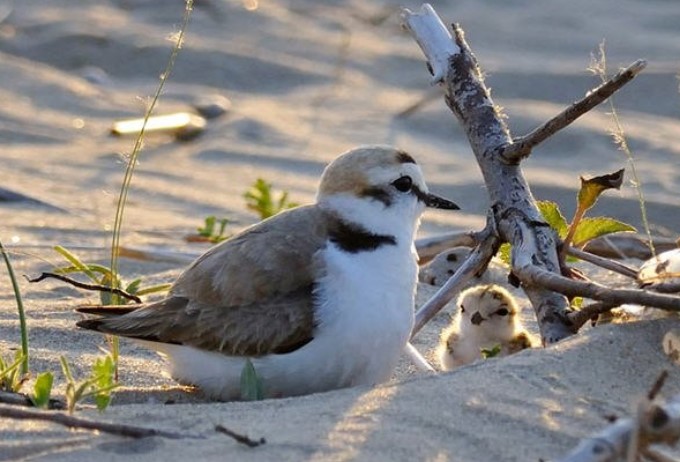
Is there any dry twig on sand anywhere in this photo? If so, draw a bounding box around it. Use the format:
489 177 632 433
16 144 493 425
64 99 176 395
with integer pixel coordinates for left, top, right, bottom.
0 404 197 439
402 4 680 345
557 371 680 462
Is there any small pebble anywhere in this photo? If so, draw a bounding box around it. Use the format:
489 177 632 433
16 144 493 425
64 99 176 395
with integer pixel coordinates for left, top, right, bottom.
193 94 231 119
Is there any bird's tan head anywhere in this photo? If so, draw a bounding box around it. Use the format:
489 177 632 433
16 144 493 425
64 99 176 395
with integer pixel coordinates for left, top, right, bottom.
317 145 459 211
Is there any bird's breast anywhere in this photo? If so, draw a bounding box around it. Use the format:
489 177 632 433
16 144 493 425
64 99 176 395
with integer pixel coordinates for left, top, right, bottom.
311 241 416 384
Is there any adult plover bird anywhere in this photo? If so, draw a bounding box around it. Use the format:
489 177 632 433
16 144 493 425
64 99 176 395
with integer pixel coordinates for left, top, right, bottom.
77 146 459 400
438 284 535 371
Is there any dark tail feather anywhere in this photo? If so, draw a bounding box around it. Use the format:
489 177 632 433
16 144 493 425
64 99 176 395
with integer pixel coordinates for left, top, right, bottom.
76 304 141 316
76 318 108 332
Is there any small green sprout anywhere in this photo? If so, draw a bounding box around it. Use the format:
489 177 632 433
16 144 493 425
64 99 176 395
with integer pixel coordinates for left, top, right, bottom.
60 354 118 414
0 351 28 393
481 344 502 359
244 178 298 220
239 359 264 401
192 215 231 243
31 372 54 409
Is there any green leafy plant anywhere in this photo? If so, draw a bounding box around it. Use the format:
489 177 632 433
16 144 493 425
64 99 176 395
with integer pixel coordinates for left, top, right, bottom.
481 344 502 359
239 359 264 401
0 351 28 392
192 215 231 243
1 240 29 375
31 371 54 409
498 169 635 265
244 178 299 220
61 354 118 414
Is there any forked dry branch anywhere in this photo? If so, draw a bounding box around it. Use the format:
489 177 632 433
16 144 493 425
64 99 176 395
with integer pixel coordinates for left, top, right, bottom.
402 4 680 345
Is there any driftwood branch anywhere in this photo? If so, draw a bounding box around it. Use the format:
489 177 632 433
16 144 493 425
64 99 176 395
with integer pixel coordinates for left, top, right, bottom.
557 374 680 462
566 246 638 279
515 264 680 316
502 60 646 163
0 404 197 439
403 4 651 344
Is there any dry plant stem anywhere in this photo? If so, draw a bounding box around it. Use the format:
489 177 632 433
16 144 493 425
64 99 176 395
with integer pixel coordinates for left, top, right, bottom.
214 424 266 448
415 231 480 264
566 246 638 279
502 59 647 163
516 264 680 313
0 404 198 439
411 224 499 337
404 5 580 343
27 272 142 303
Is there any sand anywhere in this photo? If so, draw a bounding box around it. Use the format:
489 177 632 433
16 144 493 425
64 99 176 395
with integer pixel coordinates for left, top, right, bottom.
1 0 680 460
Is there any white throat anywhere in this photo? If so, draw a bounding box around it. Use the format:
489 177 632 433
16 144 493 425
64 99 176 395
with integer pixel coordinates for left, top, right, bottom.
319 193 423 244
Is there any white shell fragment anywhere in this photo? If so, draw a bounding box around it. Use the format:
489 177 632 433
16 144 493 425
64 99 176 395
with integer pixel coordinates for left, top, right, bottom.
638 248 680 293
111 112 207 141
662 328 680 365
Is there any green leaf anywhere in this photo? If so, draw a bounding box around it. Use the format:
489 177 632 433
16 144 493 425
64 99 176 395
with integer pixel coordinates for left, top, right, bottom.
537 201 569 238
577 169 625 213
0 352 26 392
198 215 216 237
32 372 54 408
572 217 636 248
570 297 584 310
125 278 142 295
91 355 117 411
481 344 502 359
239 359 264 401
497 243 512 266
134 283 172 297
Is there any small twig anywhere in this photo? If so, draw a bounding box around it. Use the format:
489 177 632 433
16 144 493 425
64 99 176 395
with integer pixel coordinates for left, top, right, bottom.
0 404 197 439
0 390 65 410
502 60 647 163
405 342 436 372
566 246 638 279
648 370 669 401
411 226 500 338
515 264 680 313
641 447 680 462
415 231 480 264
26 272 142 303
569 302 620 330
215 424 266 447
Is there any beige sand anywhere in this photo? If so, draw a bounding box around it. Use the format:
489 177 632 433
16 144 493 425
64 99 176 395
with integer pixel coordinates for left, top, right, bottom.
1 0 680 460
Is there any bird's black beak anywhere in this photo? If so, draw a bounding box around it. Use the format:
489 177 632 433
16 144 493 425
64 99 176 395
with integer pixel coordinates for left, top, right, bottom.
470 311 485 325
412 185 460 210
424 192 459 210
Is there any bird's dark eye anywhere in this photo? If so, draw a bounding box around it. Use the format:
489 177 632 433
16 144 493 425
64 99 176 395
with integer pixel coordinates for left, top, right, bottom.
460 305 465 313
496 308 510 316
392 176 413 193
